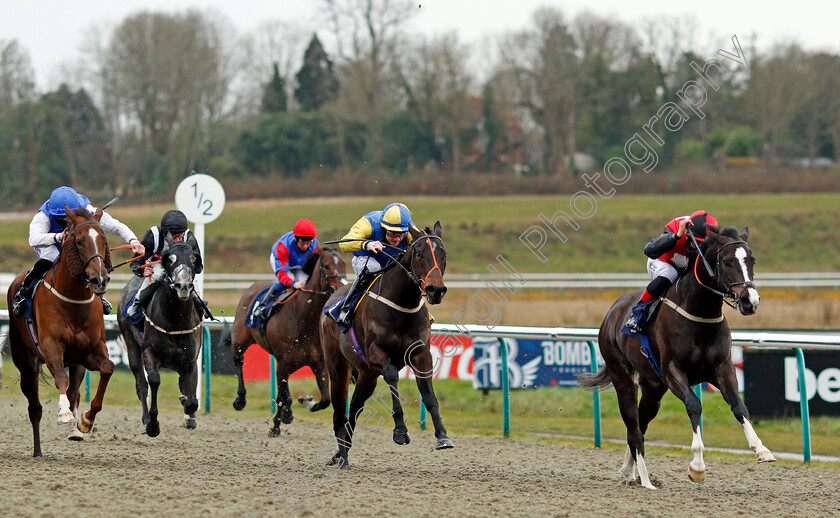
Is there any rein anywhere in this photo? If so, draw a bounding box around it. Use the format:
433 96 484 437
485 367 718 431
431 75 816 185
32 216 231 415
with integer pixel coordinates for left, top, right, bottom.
299 251 345 295
692 239 754 309
69 220 109 271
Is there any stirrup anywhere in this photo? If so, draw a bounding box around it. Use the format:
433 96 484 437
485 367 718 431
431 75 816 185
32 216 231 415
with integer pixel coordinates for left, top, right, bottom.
12 293 25 317
101 297 112 315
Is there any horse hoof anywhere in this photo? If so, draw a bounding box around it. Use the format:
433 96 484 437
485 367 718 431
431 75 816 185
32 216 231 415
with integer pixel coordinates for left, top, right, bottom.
757 450 777 463
77 415 93 433
183 416 198 430
435 437 455 450
146 422 160 438
68 428 85 441
141 424 147 435
327 451 348 469
57 412 75 425
280 409 294 425
232 397 246 411
393 430 411 445
688 467 705 483
268 428 282 438
298 395 315 410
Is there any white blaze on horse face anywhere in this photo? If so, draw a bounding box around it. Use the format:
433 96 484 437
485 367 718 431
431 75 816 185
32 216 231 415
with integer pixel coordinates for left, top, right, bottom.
735 247 760 308
88 228 100 256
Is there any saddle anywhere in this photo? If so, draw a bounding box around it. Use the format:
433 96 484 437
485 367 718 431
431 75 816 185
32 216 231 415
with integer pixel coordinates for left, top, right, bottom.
323 274 378 333
245 286 297 329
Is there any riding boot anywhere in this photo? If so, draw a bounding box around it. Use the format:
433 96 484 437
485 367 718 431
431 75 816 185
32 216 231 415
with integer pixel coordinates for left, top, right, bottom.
12 258 54 316
100 295 112 315
337 270 371 325
127 280 161 328
253 284 282 319
625 276 672 333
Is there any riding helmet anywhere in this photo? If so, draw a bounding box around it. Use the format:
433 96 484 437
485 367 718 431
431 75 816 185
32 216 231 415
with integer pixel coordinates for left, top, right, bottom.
689 211 718 240
161 209 189 234
47 186 85 216
381 203 411 233
293 219 317 238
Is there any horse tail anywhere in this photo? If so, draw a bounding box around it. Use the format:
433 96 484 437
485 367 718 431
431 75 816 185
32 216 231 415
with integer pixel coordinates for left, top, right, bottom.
576 366 613 391
218 320 232 350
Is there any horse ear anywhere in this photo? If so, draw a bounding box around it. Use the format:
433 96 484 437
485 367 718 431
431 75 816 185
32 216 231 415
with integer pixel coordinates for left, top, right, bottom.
164 232 174 247
434 221 442 239
64 204 78 225
93 206 103 221
740 226 750 242
409 225 421 241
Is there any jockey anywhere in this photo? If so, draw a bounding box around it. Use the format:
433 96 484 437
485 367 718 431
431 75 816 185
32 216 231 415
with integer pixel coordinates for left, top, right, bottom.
335 202 417 325
12 186 145 317
124 209 206 327
625 210 718 333
252 219 319 318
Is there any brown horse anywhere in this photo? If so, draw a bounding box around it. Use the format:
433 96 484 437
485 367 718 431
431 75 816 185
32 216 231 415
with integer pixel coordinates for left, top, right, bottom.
224 248 346 436
5 206 114 456
579 227 775 489
320 222 453 469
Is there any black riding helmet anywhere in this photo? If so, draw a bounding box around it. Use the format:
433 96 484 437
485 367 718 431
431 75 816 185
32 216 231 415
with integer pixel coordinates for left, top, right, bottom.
161 210 188 235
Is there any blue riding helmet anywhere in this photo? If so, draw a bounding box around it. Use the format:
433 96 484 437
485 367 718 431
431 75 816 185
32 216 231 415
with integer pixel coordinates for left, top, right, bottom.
47 186 85 216
381 203 411 233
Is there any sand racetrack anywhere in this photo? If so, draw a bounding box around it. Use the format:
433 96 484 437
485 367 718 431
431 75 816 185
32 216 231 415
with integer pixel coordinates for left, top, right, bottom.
0 398 838 518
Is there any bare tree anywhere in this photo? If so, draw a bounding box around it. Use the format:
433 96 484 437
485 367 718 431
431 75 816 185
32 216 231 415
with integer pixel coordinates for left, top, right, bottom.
322 0 417 169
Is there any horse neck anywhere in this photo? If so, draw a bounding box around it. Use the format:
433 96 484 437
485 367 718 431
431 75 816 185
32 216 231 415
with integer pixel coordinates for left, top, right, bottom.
378 259 421 307
677 252 723 318
49 248 92 299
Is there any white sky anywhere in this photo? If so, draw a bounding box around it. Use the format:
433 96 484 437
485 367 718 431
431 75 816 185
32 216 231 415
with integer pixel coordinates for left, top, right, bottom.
3 0 838 90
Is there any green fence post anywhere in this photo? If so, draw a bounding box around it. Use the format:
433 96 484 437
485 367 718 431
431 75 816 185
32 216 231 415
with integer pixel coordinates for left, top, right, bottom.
84 370 90 403
203 326 211 413
419 396 427 430
694 384 703 436
588 341 601 448
500 338 511 438
270 356 277 415
795 348 812 463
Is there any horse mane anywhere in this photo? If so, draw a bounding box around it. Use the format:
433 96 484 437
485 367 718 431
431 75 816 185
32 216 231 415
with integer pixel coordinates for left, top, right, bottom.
719 226 739 239
60 207 113 276
301 251 320 278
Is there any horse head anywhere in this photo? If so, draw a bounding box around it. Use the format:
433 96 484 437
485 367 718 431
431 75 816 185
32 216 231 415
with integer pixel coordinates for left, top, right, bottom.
162 234 197 301
64 205 111 295
702 226 759 315
318 248 347 293
407 221 447 305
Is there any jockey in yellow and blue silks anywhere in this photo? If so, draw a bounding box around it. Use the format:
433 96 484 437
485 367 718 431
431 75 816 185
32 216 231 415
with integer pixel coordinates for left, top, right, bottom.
12 186 144 316
252 219 319 318
335 203 418 325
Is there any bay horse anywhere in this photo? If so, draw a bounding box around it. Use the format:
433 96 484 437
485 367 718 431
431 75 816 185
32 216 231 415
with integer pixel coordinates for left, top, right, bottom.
116 238 203 436
5 205 114 456
224 248 346 436
579 226 775 489
320 222 453 469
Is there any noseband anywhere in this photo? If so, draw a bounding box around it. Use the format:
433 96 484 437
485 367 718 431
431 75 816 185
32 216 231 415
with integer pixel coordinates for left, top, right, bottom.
68 219 110 277
694 240 755 308
164 243 195 290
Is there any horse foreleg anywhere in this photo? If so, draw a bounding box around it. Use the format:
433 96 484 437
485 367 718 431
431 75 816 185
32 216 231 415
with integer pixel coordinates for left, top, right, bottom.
666 368 705 483
178 362 199 430
713 364 776 463
42 343 74 425
66 365 86 441
410 350 453 449
78 354 114 434
269 366 293 437
143 349 162 437
381 360 410 445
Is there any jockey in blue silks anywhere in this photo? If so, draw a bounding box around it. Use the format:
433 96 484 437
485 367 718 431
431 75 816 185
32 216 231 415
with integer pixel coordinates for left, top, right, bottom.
12 186 145 316
334 202 417 326
252 219 320 318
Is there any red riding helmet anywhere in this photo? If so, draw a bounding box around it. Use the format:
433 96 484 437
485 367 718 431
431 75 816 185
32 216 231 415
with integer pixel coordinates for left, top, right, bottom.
689 211 718 240
293 219 317 238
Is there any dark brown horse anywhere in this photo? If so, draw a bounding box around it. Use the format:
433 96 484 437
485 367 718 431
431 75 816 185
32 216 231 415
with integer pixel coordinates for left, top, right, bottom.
579 227 775 488
5 206 114 456
320 223 453 469
224 248 346 436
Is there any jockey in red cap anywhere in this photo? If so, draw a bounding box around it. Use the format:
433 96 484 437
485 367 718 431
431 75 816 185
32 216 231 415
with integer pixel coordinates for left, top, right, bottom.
252 219 320 318
625 211 718 333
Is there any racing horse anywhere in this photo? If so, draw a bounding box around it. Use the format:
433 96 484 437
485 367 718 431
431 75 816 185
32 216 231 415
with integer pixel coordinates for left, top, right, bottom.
320 222 453 469
579 226 775 489
224 248 346 436
5 205 114 456
116 237 203 436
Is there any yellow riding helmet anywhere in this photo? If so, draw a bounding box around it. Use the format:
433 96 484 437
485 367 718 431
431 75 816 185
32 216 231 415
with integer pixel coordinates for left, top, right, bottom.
381 203 411 232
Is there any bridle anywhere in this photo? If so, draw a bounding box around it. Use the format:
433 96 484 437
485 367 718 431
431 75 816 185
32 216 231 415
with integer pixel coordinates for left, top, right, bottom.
301 250 346 295
691 237 755 308
383 233 445 292
68 220 109 274
162 242 195 291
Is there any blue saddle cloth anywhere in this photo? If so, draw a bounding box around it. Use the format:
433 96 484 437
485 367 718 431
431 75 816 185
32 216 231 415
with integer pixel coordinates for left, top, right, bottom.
245 287 272 329
620 299 662 376
323 290 366 333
